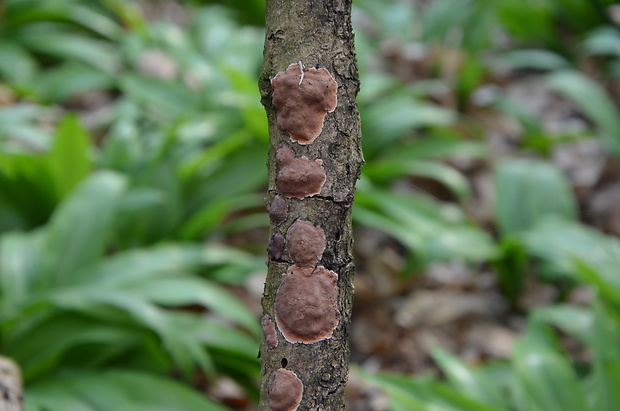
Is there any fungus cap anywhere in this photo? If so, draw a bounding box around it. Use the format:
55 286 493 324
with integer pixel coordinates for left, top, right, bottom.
268 368 303 411
271 62 337 144
267 232 285 259
261 315 279 349
269 195 288 225
275 145 325 199
275 264 339 344
286 220 325 266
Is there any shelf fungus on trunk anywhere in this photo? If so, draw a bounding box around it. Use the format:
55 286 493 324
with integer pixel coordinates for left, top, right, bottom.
271 62 337 145
268 368 303 411
274 264 339 344
262 315 279 349
286 219 325 267
268 195 288 226
275 145 326 199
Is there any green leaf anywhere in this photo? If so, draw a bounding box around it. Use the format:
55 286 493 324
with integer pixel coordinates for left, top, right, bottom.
124 276 260 336
44 172 127 287
0 230 46 313
513 335 588 411
6 312 139 381
16 27 120 73
26 369 231 411
47 115 91 201
531 305 594 348
431 346 508 409
521 219 620 302
547 70 620 153
494 159 576 236
365 160 471 201
0 40 38 84
354 187 498 264
50 290 214 376
35 63 114 102
591 303 620 411
493 49 570 71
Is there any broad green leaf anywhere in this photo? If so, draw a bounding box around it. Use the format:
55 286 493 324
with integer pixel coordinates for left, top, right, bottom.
6 313 139 381
431 347 508 409
119 74 197 117
355 369 427 411
493 49 570 71
494 159 576 236
522 219 620 302
363 95 456 157
26 370 231 411
0 41 37 84
124 276 260 335
47 115 91 200
365 160 471 200
44 172 127 287
590 303 620 411
50 291 214 376
354 187 498 264
513 336 588 411
547 70 620 153
531 305 594 347
583 26 620 58
16 28 119 73
34 63 114 102
0 230 45 313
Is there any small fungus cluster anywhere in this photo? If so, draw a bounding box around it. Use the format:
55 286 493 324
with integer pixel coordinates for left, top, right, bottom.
275 145 325 199
271 62 337 144
264 62 340 408
268 368 303 411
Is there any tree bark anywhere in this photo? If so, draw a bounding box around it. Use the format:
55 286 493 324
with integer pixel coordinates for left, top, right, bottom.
258 0 363 410
0 356 22 411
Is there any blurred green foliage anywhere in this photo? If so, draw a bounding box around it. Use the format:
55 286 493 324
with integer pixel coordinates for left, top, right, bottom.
1 0 620 409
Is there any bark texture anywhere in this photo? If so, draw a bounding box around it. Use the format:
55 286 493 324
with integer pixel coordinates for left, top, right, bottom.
0 356 22 411
259 0 363 409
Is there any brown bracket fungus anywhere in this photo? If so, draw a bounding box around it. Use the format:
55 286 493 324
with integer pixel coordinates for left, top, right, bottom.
274 264 339 344
268 368 303 411
267 232 285 259
271 62 337 144
269 195 288 225
286 220 326 267
262 315 279 349
275 145 326 199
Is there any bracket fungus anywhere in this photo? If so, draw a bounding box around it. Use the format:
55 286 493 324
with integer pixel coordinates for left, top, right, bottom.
268 368 303 411
286 220 325 267
262 315 279 349
267 232 285 259
271 62 337 144
275 145 326 199
275 264 339 344
269 195 288 225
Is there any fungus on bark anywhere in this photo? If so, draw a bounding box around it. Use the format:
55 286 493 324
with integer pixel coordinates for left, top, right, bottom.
262 315 279 349
275 145 326 199
286 220 325 266
268 368 303 411
269 195 288 225
274 264 339 344
271 62 337 144
267 232 285 259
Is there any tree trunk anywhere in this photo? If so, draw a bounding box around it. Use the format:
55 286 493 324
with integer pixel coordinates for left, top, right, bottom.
0 356 22 411
258 0 363 409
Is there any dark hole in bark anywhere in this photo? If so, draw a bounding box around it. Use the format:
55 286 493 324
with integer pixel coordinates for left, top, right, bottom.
281 358 288 368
